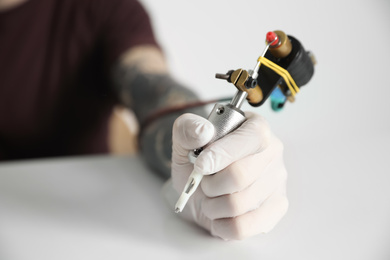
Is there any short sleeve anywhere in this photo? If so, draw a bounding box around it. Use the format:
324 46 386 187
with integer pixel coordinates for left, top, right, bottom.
95 0 159 65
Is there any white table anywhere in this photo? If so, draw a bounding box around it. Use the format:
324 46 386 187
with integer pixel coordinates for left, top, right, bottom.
0 152 389 260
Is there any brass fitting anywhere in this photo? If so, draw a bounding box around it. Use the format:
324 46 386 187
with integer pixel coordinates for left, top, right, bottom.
269 30 292 58
229 69 263 105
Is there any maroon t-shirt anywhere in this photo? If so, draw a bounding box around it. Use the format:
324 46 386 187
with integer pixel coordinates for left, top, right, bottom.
0 0 158 160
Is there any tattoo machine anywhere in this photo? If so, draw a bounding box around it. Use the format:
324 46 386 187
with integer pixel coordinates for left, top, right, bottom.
175 30 316 213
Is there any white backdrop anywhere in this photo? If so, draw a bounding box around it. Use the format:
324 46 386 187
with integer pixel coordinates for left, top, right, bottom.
139 0 390 257
140 0 390 130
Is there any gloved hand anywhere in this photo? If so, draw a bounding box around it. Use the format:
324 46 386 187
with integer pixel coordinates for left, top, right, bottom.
171 112 288 240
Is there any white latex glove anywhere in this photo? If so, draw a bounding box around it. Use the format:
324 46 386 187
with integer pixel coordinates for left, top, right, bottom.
171 112 288 240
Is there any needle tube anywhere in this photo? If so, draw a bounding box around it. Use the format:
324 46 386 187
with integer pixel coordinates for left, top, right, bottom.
175 169 203 213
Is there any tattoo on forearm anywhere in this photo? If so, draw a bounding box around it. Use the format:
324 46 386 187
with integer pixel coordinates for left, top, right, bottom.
112 63 201 125
111 62 206 178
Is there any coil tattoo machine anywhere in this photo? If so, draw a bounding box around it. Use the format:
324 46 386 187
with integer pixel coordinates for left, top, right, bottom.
175 30 316 213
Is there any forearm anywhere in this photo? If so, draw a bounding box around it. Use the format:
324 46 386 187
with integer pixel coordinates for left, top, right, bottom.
112 65 201 123
111 46 206 178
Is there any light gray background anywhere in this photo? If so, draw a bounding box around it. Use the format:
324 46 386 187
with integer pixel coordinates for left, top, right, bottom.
141 0 390 137
0 0 389 259
143 0 390 257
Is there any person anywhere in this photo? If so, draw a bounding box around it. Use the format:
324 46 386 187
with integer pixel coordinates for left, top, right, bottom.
0 0 288 240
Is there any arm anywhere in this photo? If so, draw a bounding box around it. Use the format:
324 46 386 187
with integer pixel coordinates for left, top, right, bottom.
111 45 205 178
111 45 288 241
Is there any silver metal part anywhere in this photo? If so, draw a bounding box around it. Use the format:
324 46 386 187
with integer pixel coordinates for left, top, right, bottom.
207 103 246 144
251 41 273 79
188 100 246 163
215 73 230 80
230 90 248 109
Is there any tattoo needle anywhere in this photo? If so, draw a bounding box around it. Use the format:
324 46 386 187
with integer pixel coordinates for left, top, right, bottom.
174 169 203 213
